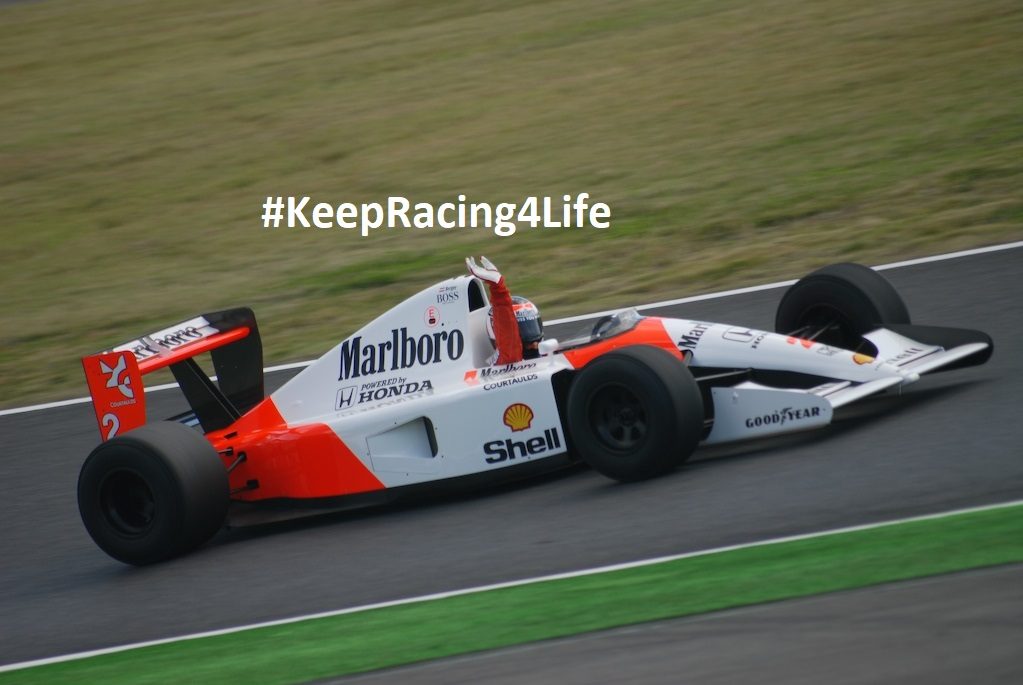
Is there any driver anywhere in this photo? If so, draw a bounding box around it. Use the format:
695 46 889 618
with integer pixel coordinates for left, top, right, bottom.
466 256 543 364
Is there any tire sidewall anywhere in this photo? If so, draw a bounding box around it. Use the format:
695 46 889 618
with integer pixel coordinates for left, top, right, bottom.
567 346 702 482
77 422 227 565
775 263 910 347
78 439 188 564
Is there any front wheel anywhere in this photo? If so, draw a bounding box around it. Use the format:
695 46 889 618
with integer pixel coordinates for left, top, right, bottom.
774 262 910 349
77 421 228 565
567 346 703 482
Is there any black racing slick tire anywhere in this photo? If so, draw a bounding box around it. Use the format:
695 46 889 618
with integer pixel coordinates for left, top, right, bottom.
567 346 703 482
774 262 910 349
77 422 228 565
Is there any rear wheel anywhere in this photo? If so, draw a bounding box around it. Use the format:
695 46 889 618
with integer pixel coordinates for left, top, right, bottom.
567 346 703 482
78 421 228 565
774 262 910 349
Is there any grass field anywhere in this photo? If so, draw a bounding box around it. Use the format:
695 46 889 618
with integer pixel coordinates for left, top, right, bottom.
1 0 1021 406
2 503 1020 684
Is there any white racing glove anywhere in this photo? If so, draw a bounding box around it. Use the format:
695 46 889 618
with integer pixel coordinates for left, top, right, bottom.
466 255 502 284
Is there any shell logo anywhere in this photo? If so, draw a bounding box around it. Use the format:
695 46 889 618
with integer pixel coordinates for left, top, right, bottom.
503 403 534 432
852 353 875 365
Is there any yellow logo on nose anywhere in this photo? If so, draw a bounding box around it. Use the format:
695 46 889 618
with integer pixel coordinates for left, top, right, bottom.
503 403 534 432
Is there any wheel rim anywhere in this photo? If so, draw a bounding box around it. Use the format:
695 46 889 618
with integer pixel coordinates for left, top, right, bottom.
99 469 156 537
588 382 648 452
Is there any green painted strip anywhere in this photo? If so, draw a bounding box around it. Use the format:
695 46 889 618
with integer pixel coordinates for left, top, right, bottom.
4 503 1021 685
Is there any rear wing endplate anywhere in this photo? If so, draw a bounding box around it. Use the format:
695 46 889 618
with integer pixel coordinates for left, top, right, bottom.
82 308 263 440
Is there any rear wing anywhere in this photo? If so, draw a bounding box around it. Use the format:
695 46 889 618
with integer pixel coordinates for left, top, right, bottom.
82 308 263 441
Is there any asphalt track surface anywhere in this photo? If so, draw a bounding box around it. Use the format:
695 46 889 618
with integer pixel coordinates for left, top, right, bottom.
1 248 1021 668
329 564 1023 685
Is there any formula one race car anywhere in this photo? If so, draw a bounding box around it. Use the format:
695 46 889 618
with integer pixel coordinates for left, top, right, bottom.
78 263 992 564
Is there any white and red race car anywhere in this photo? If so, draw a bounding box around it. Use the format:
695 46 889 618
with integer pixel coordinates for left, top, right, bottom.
78 263 992 564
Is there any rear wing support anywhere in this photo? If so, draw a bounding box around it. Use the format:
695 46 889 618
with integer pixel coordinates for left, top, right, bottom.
170 358 242 433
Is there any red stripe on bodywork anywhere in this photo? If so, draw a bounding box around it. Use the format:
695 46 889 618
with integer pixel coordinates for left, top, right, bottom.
562 317 682 368
208 398 386 500
134 327 250 374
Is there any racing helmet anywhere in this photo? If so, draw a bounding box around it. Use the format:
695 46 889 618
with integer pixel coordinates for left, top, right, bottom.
486 295 544 352
511 295 543 346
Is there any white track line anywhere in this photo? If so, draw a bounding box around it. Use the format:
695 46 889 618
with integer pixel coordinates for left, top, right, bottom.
2 239 1020 418
2 497 1020 673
